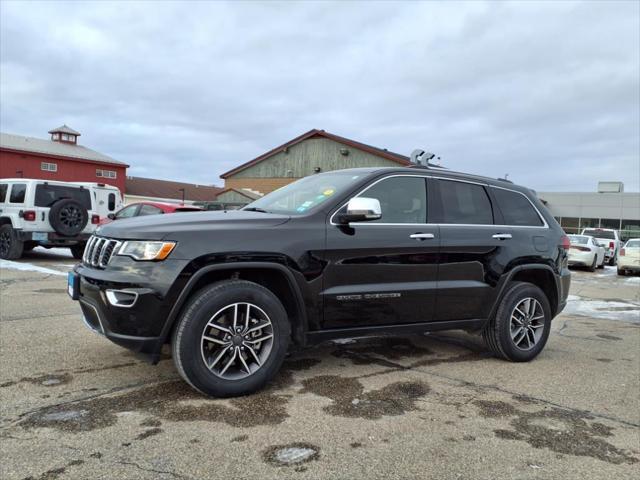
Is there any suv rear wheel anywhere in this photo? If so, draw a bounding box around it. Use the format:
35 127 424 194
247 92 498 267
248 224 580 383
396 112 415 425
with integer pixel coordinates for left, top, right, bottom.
483 282 551 362
172 280 290 397
0 224 23 260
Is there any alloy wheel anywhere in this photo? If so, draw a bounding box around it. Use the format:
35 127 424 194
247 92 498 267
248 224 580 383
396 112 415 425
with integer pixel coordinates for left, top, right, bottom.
0 230 11 257
200 302 274 380
60 205 82 229
510 297 545 351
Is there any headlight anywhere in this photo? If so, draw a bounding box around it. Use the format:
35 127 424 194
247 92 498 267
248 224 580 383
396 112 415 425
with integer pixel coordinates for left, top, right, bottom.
117 241 176 261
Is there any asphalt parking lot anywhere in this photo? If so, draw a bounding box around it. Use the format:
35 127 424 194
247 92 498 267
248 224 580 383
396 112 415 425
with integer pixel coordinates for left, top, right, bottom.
1 249 639 479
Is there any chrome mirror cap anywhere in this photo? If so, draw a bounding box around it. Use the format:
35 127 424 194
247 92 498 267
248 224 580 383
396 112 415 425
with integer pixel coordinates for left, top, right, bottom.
337 197 382 224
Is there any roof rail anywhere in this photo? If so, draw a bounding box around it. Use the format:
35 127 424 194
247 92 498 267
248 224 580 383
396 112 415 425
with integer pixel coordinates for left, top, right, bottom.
497 177 513 183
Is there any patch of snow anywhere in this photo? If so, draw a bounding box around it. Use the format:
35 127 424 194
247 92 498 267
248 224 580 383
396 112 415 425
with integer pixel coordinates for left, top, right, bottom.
331 338 358 345
33 247 74 257
624 276 640 283
563 295 640 323
0 259 67 276
274 447 317 464
42 410 88 422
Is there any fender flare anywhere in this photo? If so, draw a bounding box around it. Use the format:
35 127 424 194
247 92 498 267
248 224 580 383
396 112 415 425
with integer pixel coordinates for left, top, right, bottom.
486 263 560 322
157 261 308 348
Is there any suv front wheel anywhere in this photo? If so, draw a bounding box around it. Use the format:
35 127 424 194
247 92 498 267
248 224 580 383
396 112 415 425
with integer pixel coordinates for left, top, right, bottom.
483 282 551 362
0 224 24 260
172 280 290 397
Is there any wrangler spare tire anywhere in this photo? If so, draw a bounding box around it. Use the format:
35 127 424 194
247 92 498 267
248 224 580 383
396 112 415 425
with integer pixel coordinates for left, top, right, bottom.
48 199 88 236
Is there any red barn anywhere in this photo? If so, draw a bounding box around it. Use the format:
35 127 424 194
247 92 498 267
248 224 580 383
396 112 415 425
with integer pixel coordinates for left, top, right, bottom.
0 125 128 192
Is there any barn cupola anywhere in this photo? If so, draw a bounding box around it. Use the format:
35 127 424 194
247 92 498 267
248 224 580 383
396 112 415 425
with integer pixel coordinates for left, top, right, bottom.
49 125 81 144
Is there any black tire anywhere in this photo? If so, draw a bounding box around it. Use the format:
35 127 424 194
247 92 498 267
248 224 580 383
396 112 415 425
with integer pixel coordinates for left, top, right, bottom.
172 280 290 397
608 255 617 266
70 243 85 259
482 282 552 362
588 255 597 272
0 224 23 260
617 268 625 276
23 241 37 252
48 199 88 236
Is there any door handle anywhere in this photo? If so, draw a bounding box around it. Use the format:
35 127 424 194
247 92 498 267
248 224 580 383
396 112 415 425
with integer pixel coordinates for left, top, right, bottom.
410 233 435 240
492 233 512 240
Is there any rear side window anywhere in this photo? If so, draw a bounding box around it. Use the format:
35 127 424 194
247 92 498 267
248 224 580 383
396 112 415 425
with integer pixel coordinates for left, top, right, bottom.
9 183 27 203
34 185 91 209
139 204 163 216
437 180 493 225
0 184 7 202
108 193 116 211
492 188 544 226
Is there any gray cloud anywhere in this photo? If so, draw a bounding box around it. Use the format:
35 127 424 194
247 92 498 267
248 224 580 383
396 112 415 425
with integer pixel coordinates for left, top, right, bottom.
1 0 638 191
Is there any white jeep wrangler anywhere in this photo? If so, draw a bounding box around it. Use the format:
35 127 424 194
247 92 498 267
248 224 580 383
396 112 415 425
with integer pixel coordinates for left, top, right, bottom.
0 179 108 260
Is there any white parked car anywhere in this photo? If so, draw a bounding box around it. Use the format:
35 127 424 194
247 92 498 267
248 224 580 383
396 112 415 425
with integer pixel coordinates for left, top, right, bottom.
0 179 112 260
567 234 606 271
617 238 640 276
580 228 622 266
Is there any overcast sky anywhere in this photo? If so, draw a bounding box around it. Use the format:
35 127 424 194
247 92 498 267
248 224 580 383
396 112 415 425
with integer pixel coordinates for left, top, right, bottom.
1 0 638 191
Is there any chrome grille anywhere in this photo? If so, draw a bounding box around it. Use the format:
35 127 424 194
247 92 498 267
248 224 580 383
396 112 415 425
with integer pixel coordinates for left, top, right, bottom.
83 236 121 268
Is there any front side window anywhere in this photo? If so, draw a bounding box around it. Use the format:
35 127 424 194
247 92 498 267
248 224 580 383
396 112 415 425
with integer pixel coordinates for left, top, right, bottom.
116 205 139 219
0 183 7 203
437 180 493 225
492 188 543 226
9 183 26 203
357 176 427 224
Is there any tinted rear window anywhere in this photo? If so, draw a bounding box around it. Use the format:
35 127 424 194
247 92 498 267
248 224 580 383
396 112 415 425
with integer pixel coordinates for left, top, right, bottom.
568 235 588 245
0 184 7 202
492 188 543 226
438 180 493 225
34 185 91 209
582 229 615 240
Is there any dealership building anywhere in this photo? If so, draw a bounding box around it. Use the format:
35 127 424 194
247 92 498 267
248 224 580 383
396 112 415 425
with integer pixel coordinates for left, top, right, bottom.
538 182 640 241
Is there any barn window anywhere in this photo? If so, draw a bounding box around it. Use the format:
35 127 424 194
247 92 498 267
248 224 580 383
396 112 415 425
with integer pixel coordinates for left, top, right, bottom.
96 169 117 179
41 162 58 172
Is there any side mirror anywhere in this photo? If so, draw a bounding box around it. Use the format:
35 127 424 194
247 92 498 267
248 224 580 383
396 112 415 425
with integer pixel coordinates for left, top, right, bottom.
107 213 116 220
337 197 382 224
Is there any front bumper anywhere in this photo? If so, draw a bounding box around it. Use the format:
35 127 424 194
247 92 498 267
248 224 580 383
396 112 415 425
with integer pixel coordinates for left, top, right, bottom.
71 258 190 361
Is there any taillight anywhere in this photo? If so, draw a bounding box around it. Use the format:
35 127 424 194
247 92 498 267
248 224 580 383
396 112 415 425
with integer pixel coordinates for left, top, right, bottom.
560 235 571 250
91 215 100 224
620 248 625 256
609 241 614 249
23 210 36 221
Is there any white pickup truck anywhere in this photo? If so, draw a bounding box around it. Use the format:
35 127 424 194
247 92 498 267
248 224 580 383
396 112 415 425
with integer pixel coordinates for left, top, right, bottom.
0 179 121 260
580 228 622 266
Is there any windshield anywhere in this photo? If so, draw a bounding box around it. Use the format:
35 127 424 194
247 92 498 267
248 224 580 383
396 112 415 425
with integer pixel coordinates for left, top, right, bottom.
244 171 363 215
568 235 589 245
583 229 615 240
625 240 640 248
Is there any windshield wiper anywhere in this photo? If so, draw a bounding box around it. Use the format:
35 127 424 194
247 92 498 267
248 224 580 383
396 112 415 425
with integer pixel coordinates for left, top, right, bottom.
243 207 269 213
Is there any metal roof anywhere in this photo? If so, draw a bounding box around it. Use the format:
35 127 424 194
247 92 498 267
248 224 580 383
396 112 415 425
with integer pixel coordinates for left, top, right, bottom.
48 124 81 136
125 176 223 202
0 132 126 166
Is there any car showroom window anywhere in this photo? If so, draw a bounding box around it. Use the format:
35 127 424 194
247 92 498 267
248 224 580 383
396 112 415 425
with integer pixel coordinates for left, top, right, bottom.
438 179 493 224
9 183 27 203
0 183 7 202
491 188 543 226
359 176 427 223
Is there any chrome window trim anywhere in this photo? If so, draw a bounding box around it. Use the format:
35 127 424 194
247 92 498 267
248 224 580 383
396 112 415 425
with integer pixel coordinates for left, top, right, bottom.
328 173 549 229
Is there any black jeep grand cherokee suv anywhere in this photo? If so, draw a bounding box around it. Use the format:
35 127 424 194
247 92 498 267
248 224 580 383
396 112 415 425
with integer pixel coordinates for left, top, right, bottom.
69 166 571 397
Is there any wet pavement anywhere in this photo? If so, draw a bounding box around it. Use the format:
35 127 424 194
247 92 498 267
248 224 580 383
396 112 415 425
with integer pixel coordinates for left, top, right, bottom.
1 248 638 479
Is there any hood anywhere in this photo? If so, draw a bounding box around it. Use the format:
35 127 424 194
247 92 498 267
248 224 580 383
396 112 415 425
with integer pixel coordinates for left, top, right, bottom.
95 210 291 240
